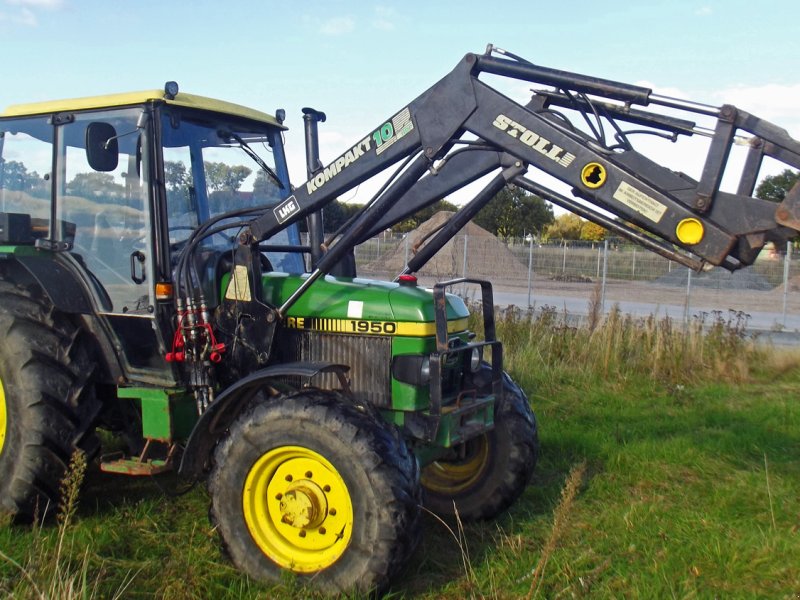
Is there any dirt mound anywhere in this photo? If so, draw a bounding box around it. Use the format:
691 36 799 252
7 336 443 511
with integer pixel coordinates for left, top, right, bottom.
364 211 526 279
653 267 773 291
773 274 800 294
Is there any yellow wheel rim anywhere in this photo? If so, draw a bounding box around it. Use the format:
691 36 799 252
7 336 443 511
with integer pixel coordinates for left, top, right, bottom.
243 445 354 572
0 376 6 456
421 435 490 495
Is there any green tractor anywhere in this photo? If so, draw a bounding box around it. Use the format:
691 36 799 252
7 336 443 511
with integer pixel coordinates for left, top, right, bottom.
6 43 794 594
0 80 538 591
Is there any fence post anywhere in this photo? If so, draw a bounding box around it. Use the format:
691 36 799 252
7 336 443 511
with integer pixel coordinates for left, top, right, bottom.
782 241 792 327
462 235 468 279
632 248 636 279
601 239 608 313
403 234 410 268
562 242 567 273
596 246 601 278
684 268 692 325
527 235 534 307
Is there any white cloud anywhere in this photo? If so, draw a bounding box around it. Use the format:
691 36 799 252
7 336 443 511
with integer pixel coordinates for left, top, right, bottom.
694 6 712 16
0 5 36 25
6 0 62 6
319 16 355 36
372 5 396 31
1 0 62 27
711 83 800 135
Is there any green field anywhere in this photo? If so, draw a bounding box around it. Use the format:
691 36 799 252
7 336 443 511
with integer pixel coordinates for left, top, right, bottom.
2 307 799 599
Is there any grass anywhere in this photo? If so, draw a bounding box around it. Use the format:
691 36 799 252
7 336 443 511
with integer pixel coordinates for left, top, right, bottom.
2 305 800 598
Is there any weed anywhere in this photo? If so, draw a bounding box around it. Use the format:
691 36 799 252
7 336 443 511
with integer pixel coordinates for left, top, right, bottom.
0 451 135 600
523 461 587 599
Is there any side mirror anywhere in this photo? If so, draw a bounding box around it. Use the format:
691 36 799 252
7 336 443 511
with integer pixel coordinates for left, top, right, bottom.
86 122 118 172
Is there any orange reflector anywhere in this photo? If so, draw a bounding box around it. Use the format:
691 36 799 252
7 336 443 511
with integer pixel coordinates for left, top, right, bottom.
155 282 174 300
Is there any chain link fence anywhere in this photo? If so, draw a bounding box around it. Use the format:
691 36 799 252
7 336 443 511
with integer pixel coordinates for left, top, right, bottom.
353 232 800 332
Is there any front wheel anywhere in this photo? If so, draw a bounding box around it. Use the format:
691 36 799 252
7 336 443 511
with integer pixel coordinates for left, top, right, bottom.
421 370 538 520
208 391 421 595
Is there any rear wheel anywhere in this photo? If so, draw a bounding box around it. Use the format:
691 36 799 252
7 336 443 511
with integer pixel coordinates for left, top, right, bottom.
0 280 100 519
421 370 538 520
208 391 421 594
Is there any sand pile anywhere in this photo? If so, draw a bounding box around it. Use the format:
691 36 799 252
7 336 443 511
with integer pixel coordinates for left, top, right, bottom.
364 211 527 279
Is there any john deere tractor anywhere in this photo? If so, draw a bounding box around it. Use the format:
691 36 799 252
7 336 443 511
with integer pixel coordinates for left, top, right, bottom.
2 44 799 593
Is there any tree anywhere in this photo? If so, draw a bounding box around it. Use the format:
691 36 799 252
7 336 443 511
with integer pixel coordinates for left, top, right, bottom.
0 160 48 197
544 213 584 241
323 200 363 233
164 160 190 191
204 162 252 192
66 172 124 199
580 221 607 242
472 186 554 239
253 169 281 200
755 169 800 203
393 199 459 233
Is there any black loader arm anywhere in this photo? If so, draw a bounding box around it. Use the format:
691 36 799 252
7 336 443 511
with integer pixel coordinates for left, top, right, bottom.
244 45 800 313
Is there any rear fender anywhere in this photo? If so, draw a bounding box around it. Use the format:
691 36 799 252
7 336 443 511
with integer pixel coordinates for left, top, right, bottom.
178 362 350 479
1 252 94 314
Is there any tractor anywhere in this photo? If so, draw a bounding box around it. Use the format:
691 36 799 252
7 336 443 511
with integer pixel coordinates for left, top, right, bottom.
1 44 799 593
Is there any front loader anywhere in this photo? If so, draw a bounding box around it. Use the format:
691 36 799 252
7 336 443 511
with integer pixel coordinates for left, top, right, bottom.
1 45 799 593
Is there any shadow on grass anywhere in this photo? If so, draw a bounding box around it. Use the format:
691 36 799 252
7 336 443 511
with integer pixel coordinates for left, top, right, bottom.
390 439 594 598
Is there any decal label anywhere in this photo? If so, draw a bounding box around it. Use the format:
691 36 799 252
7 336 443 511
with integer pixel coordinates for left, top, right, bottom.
347 300 364 319
225 265 252 301
613 182 667 223
273 195 300 223
306 137 373 194
304 107 415 194
492 114 576 167
374 107 414 156
286 317 398 335
283 316 470 337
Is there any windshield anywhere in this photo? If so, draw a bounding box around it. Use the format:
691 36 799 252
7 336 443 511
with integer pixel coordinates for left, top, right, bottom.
160 109 304 273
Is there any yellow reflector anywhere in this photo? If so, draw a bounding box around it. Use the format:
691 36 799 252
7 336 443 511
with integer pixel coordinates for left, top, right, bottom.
676 218 704 245
580 162 607 189
155 283 174 300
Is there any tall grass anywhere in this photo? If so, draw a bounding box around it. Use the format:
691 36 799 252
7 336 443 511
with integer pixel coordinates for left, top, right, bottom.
0 451 135 599
471 300 780 394
1 304 798 598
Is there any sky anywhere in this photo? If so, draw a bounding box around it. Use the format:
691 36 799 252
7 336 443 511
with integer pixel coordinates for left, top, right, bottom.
1 0 798 207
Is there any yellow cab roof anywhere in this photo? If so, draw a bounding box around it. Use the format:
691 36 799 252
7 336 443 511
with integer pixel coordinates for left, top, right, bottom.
1 89 285 129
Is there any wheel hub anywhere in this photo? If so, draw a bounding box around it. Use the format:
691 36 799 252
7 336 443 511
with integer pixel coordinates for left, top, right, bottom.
279 481 328 529
243 446 354 572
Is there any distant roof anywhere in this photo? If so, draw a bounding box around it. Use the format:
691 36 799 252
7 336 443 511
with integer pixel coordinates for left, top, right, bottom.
1 89 285 129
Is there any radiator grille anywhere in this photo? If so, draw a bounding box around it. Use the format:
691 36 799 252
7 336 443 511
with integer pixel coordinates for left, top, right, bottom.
282 331 392 406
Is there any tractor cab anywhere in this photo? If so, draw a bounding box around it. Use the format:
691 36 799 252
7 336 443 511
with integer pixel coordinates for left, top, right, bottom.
0 83 303 380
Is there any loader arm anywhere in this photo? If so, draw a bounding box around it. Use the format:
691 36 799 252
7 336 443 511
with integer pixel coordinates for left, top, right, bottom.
240 46 800 313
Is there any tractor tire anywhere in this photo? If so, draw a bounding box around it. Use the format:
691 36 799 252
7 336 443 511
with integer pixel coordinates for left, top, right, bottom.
421 369 539 520
208 390 422 595
0 280 101 519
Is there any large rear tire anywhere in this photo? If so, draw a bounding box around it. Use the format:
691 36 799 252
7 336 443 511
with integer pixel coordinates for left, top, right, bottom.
0 280 100 519
421 370 538 520
208 391 421 595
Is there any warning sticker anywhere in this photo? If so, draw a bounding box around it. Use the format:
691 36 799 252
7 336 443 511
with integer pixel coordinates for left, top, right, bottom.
613 182 667 223
225 265 252 301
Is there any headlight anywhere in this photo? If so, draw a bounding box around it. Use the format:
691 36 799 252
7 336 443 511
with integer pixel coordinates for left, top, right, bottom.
420 356 431 382
470 347 482 372
392 355 431 386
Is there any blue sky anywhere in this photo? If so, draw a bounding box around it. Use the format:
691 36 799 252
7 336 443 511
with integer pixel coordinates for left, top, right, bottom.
2 0 798 203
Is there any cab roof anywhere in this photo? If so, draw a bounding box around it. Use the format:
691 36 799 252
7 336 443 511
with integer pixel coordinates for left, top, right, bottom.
1 89 286 129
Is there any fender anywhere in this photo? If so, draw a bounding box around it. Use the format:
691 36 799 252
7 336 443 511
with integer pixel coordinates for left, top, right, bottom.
178 361 350 479
1 251 95 314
